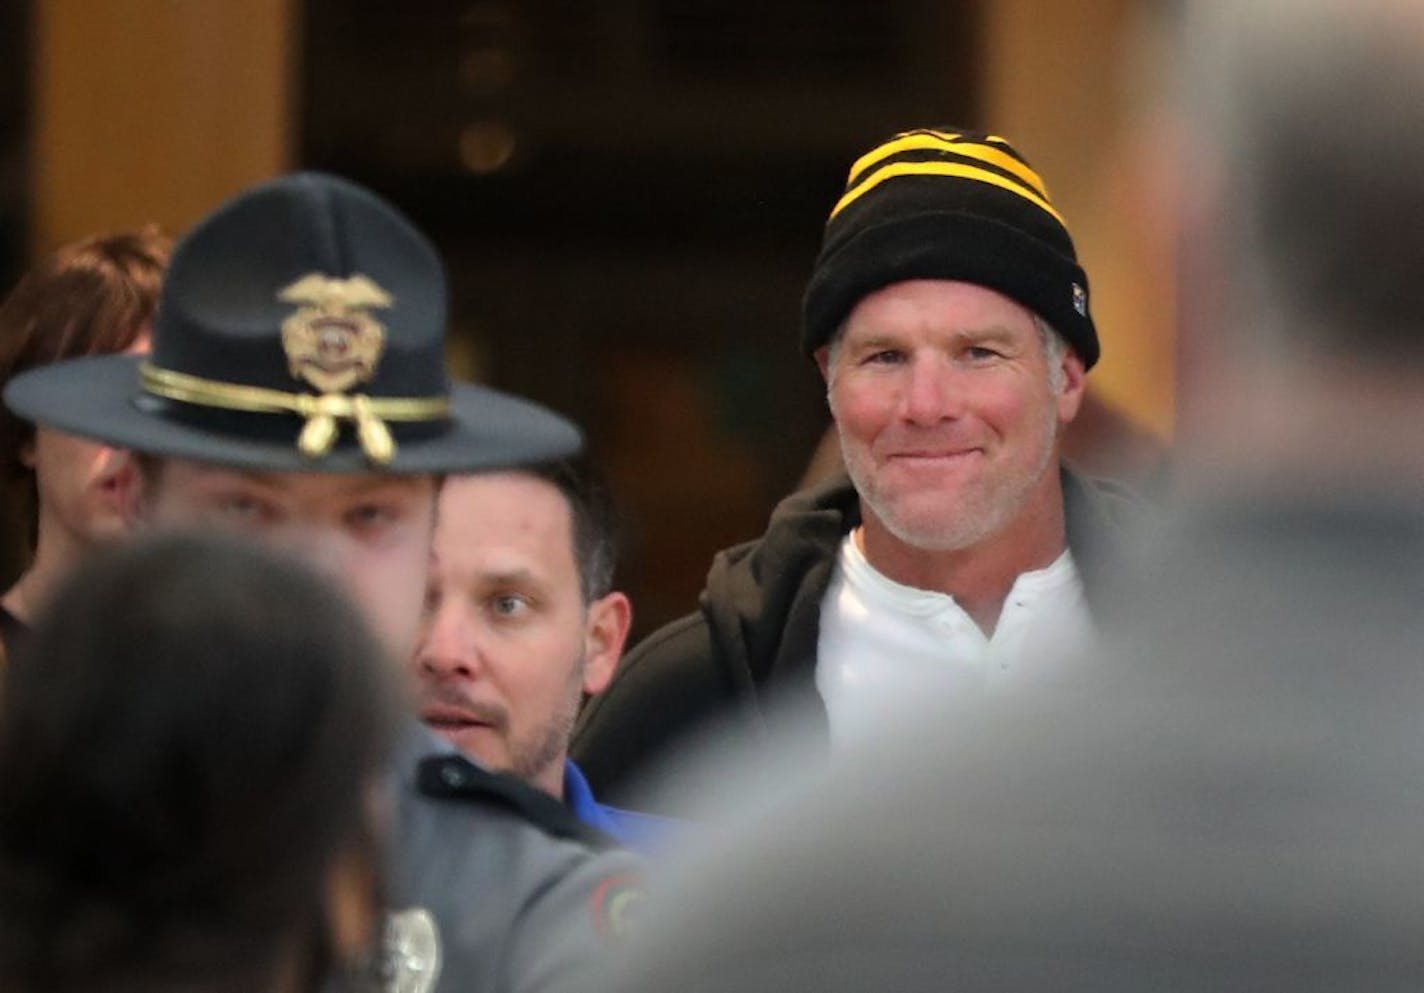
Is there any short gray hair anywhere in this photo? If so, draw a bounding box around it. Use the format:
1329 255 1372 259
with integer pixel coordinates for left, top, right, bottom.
1035 315 1068 395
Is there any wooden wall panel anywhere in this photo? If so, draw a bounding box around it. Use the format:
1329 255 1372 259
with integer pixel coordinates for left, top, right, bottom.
32 0 296 249
979 0 1175 438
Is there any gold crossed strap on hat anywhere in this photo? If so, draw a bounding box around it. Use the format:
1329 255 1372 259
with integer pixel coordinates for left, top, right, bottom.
139 273 450 466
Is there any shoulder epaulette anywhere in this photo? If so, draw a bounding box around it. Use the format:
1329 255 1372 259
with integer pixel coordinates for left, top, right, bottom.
416 754 620 850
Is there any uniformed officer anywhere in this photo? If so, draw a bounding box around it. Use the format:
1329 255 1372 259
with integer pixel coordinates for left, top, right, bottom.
4 173 642 993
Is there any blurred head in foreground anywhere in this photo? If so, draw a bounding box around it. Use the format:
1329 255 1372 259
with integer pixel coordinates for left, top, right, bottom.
0 534 399 993
1171 0 1424 483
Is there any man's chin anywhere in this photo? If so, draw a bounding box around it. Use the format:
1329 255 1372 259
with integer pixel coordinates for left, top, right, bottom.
864 494 994 553
425 721 504 764
884 520 989 553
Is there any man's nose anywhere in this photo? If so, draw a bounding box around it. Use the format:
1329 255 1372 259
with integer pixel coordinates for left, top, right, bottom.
417 603 481 679
900 357 961 425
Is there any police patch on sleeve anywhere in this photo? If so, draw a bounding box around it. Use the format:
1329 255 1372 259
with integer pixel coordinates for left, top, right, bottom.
590 871 645 941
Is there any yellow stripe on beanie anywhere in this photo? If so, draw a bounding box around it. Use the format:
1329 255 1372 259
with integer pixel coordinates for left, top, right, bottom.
844 131 1051 203
830 159 1066 226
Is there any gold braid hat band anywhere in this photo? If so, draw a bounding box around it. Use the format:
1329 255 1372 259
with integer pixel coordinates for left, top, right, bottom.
139 363 451 466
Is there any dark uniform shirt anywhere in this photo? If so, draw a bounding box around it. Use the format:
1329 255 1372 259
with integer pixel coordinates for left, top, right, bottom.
385 725 643 993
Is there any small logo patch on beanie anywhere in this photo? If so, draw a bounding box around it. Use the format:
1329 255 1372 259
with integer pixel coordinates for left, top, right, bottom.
1072 283 1088 317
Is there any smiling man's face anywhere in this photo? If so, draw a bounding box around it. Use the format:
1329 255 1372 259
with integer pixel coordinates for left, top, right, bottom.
819 279 1084 555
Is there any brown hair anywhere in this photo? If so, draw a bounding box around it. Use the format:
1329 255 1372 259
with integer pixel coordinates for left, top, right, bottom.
0 227 171 541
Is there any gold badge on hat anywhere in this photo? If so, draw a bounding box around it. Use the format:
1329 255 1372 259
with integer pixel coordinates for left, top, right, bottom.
278 273 395 461
279 273 392 392
140 271 448 469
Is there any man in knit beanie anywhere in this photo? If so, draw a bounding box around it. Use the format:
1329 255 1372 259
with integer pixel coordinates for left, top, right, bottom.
574 128 1139 812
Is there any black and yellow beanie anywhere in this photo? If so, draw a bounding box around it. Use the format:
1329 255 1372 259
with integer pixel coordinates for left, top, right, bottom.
802 127 1098 368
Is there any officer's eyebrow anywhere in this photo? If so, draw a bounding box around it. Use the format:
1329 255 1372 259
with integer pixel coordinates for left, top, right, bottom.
233 470 431 496
342 475 435 497
195 466 285 491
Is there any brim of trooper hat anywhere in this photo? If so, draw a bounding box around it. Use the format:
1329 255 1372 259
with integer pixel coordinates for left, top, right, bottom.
3 171 582 473
4 353 581 474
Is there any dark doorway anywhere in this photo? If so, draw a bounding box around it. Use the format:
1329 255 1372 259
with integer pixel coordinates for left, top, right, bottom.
300 1 979 636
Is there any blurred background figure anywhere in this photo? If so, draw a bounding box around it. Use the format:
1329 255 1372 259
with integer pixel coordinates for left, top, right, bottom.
0 534 398 993
0 226 170 661
586 0 1424 989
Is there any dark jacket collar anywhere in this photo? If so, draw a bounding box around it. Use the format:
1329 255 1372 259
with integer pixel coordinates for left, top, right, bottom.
699 466 1142 707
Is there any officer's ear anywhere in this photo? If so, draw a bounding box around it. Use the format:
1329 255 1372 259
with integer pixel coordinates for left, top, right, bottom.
581 591 631 696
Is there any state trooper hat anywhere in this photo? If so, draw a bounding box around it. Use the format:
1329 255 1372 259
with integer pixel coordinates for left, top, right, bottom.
4 172 581 473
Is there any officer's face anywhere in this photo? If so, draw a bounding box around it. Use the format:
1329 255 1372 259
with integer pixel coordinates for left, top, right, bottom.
412 472 627 798
140 458 438 663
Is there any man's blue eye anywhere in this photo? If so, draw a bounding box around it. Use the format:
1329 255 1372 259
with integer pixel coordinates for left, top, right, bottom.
491 595 529 617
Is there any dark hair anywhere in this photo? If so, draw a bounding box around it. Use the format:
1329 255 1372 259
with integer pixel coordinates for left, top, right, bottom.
0 227 171 541
0 534 398 993
525 456 620 602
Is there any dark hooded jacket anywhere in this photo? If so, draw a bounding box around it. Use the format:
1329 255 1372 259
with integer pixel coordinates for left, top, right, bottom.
572 468 1140 810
